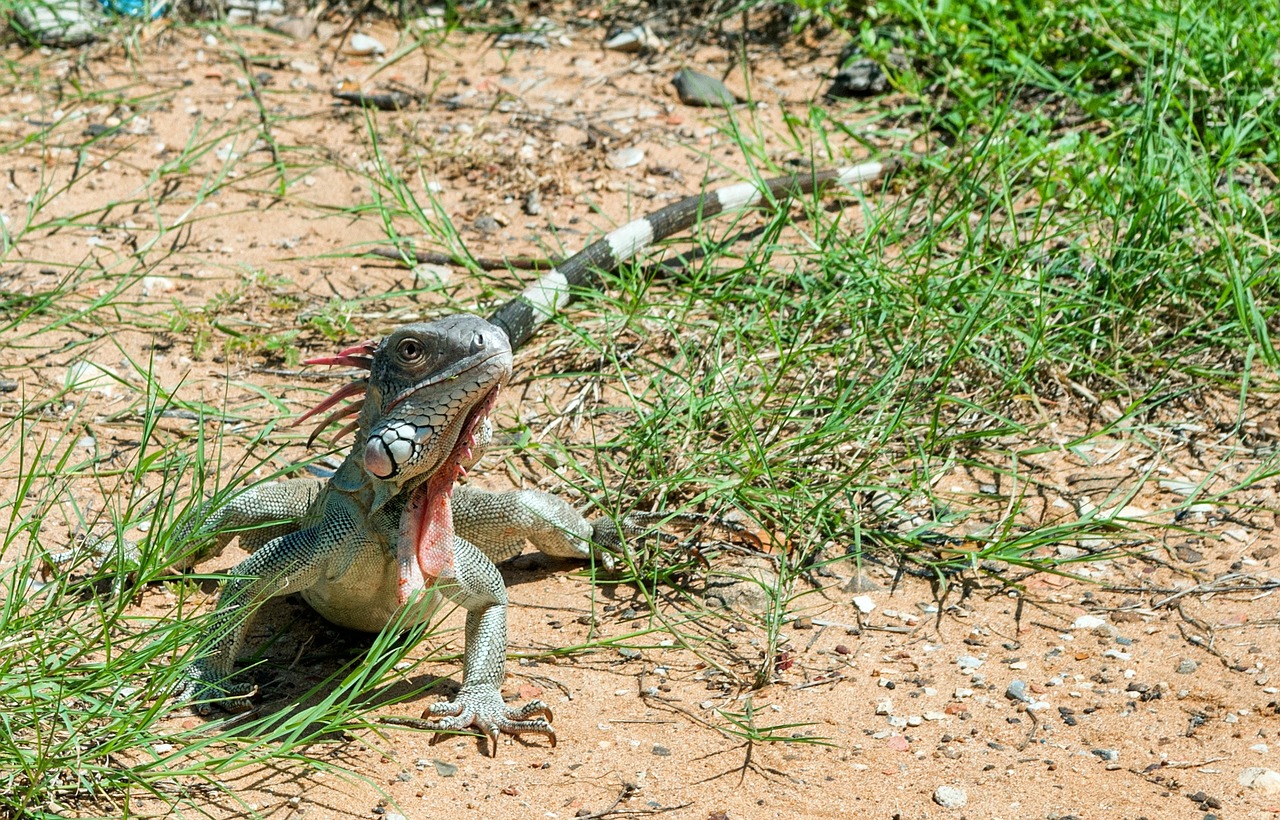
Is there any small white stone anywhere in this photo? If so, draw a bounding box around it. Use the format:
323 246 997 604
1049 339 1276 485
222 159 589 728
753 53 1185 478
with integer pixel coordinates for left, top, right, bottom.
66 361 122 394
606 146 645 170
141 276 174 296
1072 615 1107 630
344 33 386 56
1240 767 1280 796
413 264 452 286
933 785 967 809
1158 478 1199 496
852 595 876 614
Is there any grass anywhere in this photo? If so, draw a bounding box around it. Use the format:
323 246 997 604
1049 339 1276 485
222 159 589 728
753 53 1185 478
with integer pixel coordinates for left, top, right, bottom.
1 0 1278 815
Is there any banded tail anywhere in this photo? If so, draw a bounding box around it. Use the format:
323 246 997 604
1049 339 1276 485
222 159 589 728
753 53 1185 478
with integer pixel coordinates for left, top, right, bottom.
488 160 893 350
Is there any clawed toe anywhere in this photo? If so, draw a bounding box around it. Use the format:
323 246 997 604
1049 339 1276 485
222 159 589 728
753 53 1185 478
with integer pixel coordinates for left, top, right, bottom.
420 696 556 756
174 665 257 715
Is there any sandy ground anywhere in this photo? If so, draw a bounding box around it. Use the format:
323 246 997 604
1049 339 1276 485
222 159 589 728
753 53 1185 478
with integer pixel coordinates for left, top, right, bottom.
3 10 1280 820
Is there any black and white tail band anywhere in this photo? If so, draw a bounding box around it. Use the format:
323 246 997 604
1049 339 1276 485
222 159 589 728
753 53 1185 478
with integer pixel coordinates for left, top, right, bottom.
488 159 894 350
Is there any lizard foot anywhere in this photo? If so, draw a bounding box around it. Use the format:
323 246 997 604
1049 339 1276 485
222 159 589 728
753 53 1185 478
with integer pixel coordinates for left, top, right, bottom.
421 691 556 756
174 662 257 716
591 514 683 569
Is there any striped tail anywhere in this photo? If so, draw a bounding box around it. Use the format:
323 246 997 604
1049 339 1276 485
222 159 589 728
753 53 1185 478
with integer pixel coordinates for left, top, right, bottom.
488 160 892 350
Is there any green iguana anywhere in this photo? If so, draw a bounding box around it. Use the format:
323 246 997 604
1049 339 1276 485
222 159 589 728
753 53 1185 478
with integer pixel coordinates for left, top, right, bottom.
122 160 891 754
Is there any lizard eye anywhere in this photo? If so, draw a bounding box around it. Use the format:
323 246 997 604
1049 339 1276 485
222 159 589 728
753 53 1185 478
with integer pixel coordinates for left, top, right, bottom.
396 337 425 364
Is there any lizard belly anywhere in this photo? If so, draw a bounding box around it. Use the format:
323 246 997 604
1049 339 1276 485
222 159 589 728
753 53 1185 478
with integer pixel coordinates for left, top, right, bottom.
301 546 441 632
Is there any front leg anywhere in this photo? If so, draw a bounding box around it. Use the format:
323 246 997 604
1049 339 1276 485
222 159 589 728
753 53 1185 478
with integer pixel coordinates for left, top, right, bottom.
419 536 555 755
170 478 325 567
179 504 349 713
453 485 616 569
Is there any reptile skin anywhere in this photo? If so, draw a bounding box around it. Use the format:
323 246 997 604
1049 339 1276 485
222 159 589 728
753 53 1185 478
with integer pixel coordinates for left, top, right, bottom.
172 315 617 751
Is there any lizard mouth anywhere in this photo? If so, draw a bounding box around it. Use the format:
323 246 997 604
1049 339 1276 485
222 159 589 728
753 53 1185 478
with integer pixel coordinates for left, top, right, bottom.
395 385 499 604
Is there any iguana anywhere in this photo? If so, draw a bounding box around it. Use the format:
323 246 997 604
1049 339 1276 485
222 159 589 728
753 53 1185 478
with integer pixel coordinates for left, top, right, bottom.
133 160 891 754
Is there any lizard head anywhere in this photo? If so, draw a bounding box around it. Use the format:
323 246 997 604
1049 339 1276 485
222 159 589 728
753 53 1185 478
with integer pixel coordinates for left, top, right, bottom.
298 314 513 485
359 315 512 486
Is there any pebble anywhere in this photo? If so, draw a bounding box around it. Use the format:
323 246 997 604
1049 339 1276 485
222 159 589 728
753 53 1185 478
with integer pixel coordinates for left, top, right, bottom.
412 263 451 286
652 745 671 756
671 68 737 107
875 698 893 715
1159 478 1199 496
343 33 386 56
1177 659 1199 674
496 31 549 48
431 759 457 777
606 146 645 170
1072 614 1107 630
1175 544 1205 563
141 275 174 296
66 361 122 394
269 15 317 41
1224 527 1249 544
852 595 876 613
1091 749 1119 762
932 785 967 809
1240 767 1280 795
1006 680 1032 704
602 24 666 53
1189 791 1223 810
955 655 983 670
827 58 888 98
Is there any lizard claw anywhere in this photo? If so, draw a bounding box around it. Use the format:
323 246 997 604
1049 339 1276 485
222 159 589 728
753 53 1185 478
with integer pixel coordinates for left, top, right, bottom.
174 661 257 715
421 692 556 756
591 514 682 570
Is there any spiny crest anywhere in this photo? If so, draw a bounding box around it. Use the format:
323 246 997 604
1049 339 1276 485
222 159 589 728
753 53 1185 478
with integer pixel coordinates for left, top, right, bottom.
293 338 379 447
